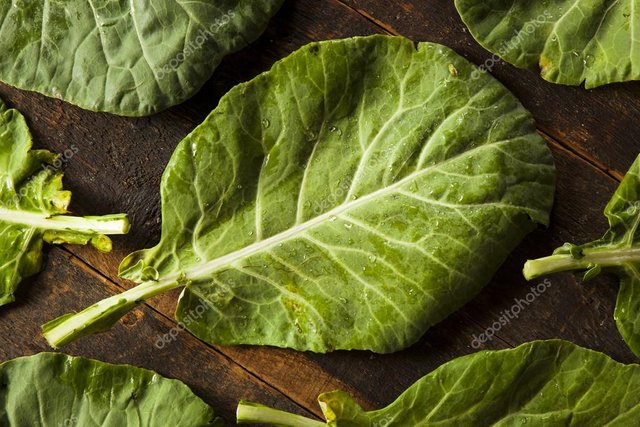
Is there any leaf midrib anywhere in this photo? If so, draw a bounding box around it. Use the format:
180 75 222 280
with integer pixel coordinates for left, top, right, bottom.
155 138 534 287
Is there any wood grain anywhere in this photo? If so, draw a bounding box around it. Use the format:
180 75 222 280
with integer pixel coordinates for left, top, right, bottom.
0 0 639 423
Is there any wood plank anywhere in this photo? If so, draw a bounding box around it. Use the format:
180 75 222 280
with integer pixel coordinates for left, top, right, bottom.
0 249 312 422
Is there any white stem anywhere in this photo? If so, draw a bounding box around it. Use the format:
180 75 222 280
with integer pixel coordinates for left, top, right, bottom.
236 402 325 427
524 247 640 279
43 277 181 347
0 207 129 234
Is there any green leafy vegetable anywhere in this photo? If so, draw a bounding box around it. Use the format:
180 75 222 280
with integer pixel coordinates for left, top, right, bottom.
0 99 129 307
525 154 640 356
455 0 640 88
43 35 555 352
0 1 283 116
237 340 640 426
0 352 221 426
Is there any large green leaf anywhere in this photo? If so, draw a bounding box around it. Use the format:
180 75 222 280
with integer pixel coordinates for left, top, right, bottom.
0 1 283 116
525 154 640 357
43 35 555 352
455 0 640 88
0 352 221 426
237 340 640 426
0 98 129 307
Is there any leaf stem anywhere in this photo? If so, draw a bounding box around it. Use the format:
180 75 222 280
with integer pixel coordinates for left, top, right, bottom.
42 277 181 348
0 208 129 234
523 247 640 279
236 401 325 427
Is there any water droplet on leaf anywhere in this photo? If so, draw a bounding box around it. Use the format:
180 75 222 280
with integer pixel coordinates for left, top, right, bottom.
583 54 595 67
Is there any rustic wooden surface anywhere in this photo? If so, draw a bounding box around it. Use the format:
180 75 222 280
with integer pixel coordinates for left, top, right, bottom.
1 0 640 423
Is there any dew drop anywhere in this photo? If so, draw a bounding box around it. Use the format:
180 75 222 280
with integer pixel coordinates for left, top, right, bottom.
583 54 595 67
261 118 270 129
329 215 337 222
344 223 353 229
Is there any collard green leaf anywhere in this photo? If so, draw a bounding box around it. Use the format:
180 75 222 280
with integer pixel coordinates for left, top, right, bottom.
455 0 640 88
0 99 129 307
0 352 221 426
237 340 640 426
0 1 283 116
525 154 640 357
43 35 555 352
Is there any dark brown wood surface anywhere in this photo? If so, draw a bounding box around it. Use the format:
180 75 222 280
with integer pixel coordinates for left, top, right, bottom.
1 0 640 423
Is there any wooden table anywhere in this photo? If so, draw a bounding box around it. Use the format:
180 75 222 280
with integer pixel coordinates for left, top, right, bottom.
1 0 639 423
